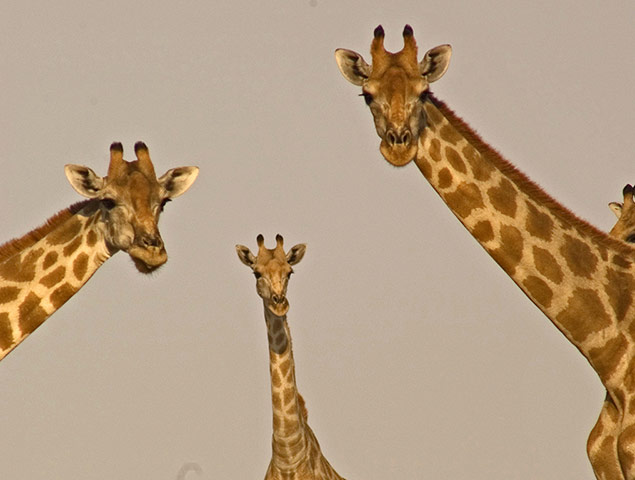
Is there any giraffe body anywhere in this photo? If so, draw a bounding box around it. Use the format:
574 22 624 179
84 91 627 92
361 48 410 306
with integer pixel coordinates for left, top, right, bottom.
0 142 198 360
237 235 345 480
336 26 635 478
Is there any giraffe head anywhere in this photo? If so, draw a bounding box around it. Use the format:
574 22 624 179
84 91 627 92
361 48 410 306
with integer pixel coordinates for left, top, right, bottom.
64 142 199 273
236 234 306 316
609 184 635 243
335 25 452 166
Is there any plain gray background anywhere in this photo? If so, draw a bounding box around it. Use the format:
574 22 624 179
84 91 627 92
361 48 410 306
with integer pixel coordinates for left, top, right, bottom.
2 1 634 479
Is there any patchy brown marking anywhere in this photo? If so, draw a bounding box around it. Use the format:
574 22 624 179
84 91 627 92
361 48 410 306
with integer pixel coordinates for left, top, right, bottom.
0 312 13 350
560 235 598 279
604 268 634 323
598 244 609 262
63 236 83 257
556 288 612 344
18 292 47 335
533 246 564 284
417 156 433 179
445 146 467 174
0 248 45 282
440 124 463 145
437 168 453 189
444 182 484 219
47 216 82 245
271 369 281 388
39 266 66 288
490 225 524 275
523 276 553 308
425 103 444 125
49 282 76 310
86 230 98 247
0 286 20 304
589 334 628 380
283 387 295 407
73 253 89 281
525 202 554 242
472 221 494 243
429 138 442 162
463 144 493 181
487 178 517 218
42 251 58 270
613 254 632 269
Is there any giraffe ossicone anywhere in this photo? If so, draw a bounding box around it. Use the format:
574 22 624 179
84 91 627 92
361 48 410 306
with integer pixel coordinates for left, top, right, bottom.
337 25 635 479
0 142 198 360
236 235 345 480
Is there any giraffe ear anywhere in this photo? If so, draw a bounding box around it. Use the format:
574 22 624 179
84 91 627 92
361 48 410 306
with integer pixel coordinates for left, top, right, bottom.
158 166 199 199
236 245 256 268
64 164 105 198
419 44 452 83
335 49 371 86
609 202 624 219
286 244 306 266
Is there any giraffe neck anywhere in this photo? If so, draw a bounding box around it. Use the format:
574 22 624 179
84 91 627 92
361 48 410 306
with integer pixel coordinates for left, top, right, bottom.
263 306 309 472
415 96 635 399
0 200 111 359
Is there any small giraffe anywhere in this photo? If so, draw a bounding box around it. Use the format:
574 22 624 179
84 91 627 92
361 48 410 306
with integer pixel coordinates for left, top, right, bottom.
336 26 635 478
236 234 345 480
0 142 198 360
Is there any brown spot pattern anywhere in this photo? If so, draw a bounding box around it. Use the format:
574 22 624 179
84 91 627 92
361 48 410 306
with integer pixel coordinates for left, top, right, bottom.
444 182 484 219
532 246 564 285
472 221 494 243
0 312 13 350
0 286 20 304
42 251 58 270
40 266 66 288
86 230 98 247
416 156 432 179
0 248 44 282
429 138 442 162
604 268 634 323
525 202 555 242
49 282 76 310
63 236 83 257
613 254 632 269
440 124 463 145
487 178 517 218
588 334 628 381
73 253 89 281
556 288 612 344
425 104 444 125
18 292 47 335
491 225 524 275
47 216 82 245
437 168 453 189
560 235 598 279
463 144 493 181
445 146 467 174
523 276 553 308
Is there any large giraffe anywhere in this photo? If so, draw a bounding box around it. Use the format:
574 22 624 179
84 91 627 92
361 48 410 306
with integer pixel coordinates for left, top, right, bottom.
0 141 198 361
336 26 635 479
236 234 345 480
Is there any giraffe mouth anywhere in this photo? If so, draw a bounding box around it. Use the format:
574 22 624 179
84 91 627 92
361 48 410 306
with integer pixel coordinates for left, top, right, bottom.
379 139 418 167
267 299 289 316
128 246 168 274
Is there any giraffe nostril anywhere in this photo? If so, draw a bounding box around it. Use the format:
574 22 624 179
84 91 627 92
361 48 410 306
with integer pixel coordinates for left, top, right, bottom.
401 131 411 145
386 130 397 146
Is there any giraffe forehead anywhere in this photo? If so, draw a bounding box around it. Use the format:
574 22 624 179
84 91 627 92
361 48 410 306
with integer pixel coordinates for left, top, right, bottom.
367 66 424 99
107 168 162 207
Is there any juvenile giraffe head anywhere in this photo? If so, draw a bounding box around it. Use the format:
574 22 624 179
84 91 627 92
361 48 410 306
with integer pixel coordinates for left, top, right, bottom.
64 142 199 273
609 184 635 243
335 25 452 167
236 234 306 316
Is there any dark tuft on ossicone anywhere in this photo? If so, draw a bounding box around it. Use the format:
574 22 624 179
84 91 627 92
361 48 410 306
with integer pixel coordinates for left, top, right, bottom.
374 25 385 38
403 24 413 36
110 142 123 152
134 141 148 153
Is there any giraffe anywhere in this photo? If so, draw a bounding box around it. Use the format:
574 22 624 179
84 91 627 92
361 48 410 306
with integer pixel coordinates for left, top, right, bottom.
0 141 198 361
236 234 345 480
336 25 635 479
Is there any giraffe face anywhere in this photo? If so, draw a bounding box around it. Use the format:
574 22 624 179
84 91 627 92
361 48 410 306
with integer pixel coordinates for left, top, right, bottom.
609 184 635 243
236 234 306 316
65 142 199 273
335 25 451 167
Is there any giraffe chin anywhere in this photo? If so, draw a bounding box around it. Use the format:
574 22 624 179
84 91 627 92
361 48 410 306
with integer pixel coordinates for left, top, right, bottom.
266 301 289 317
379 140 417 167
128 247 168 274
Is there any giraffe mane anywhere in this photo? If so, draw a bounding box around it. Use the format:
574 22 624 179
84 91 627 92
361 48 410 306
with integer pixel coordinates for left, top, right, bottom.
429 94 635 256
0 200 94 263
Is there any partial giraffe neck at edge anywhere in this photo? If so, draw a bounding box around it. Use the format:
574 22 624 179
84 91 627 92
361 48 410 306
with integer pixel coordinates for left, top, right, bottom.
415 95 635 399
0 200 111 359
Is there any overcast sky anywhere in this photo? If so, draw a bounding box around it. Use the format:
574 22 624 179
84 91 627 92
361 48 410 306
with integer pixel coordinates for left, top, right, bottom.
2 2 635 479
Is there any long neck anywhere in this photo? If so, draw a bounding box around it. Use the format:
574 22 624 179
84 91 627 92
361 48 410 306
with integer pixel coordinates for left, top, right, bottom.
415 96 635 395
0 201 111 360
263 306 309 472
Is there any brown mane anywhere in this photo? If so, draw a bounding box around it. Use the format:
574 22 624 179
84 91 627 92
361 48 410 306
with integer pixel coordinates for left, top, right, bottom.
0 200 94 263
429 93 635 257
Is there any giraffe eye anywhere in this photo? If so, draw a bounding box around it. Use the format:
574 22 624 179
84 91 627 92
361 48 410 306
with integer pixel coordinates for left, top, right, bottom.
626 234 635 244
253 271 262 279
360 91 373 106
101 198 116 210
419 90 429 103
